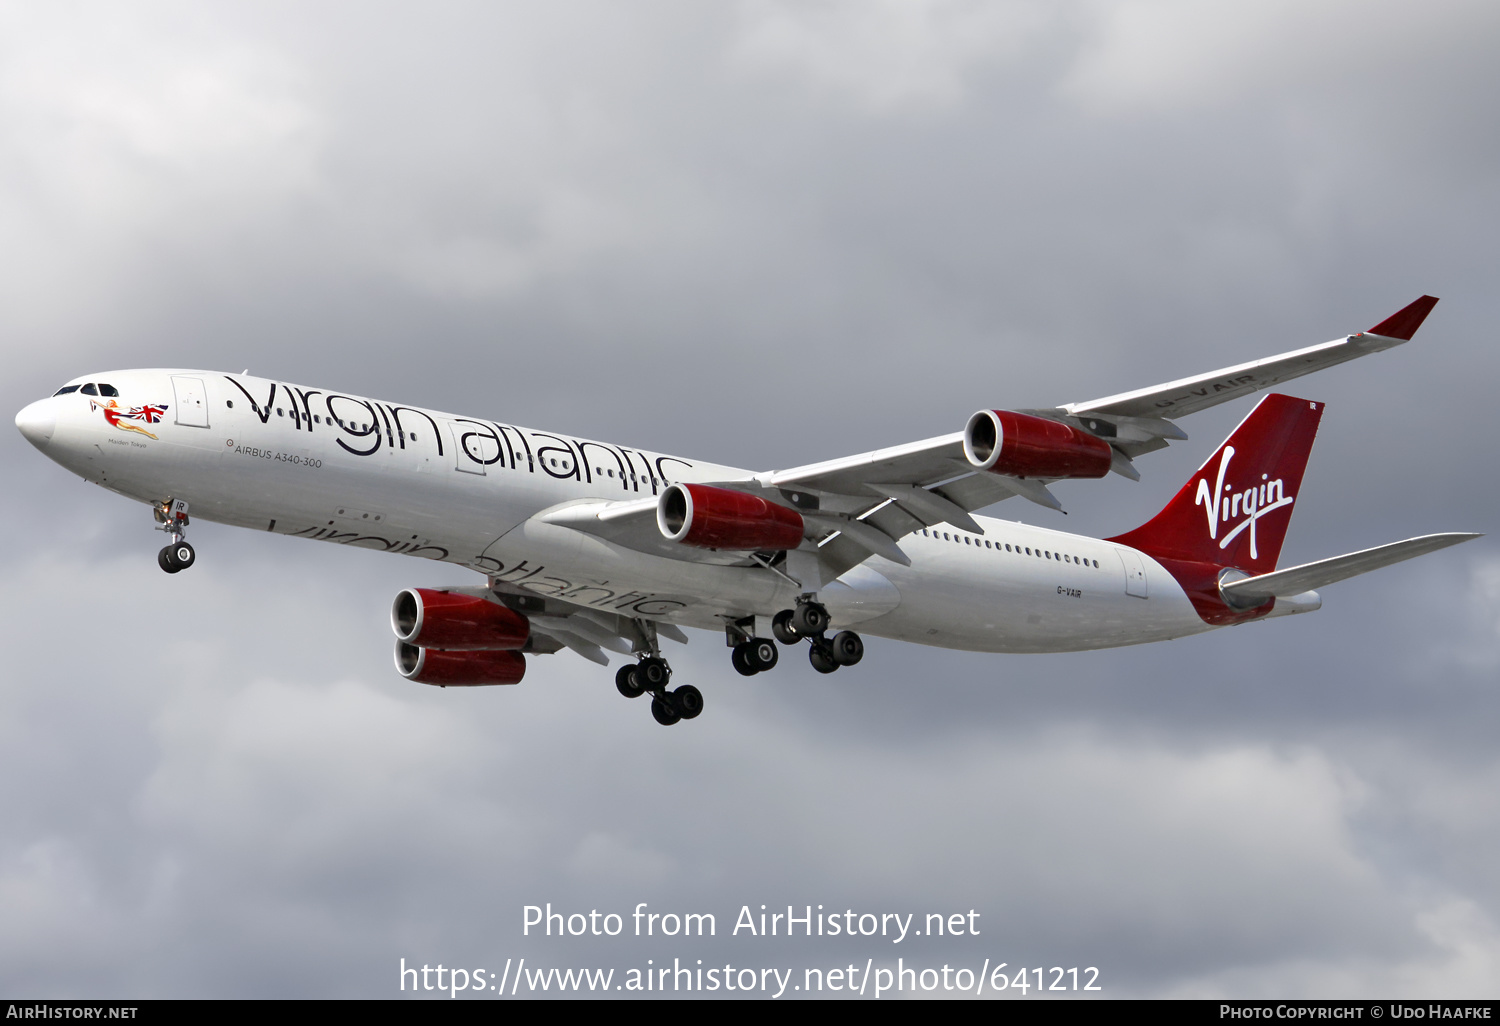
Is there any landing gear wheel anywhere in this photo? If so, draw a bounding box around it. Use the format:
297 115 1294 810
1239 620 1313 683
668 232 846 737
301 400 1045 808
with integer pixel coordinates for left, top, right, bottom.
171 542 196 570
615 663 645 698
639 657 672 689
731 644 759 676
772 610 800 645
809 642 839 674
651 696 682 726
791 602 829 636
158 542 195 574
747 637 779 672
829 630 864 666
671 684 704 719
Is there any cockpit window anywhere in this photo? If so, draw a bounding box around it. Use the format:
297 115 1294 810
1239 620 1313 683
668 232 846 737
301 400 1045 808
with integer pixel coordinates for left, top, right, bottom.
53 385 80 396
80 383 98 396
98 383 119 397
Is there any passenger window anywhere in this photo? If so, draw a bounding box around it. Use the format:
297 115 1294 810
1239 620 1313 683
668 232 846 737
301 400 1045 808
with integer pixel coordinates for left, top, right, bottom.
53 385 80 396
1005 544 1012 552
80 383 98 396
277 409 284 416
98 384 119 397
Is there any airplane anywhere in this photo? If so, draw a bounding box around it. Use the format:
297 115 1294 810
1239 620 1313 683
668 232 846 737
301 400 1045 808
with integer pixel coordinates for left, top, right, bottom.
14 296 1479 726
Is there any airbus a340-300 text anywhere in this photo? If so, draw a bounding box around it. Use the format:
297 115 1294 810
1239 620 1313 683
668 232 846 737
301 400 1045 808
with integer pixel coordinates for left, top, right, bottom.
15 297 1477 725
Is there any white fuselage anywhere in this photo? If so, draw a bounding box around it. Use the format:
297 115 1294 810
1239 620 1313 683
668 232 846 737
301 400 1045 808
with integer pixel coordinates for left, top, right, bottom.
20 369 1236 654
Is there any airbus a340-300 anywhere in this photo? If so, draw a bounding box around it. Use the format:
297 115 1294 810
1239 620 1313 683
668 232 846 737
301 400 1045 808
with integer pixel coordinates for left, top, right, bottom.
15 297 1478 726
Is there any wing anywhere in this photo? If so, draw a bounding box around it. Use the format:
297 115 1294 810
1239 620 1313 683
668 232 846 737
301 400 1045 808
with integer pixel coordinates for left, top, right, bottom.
1066 295 1438 418
483 579 690 666
747 296 1442 578
530 298 1439 587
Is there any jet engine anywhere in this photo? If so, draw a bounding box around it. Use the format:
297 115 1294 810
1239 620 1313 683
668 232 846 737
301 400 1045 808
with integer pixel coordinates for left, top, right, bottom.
394 642 526 686
391 588 530 650
963 409 1112 479
654 483 804 552
657 483 804 551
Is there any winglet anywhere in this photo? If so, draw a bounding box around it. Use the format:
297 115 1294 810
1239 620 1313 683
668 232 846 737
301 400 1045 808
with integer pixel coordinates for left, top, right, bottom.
1367 295 1439 341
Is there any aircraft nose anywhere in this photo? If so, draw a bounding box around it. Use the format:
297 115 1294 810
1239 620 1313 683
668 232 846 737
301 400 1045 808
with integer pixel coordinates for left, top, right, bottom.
15 400 56 450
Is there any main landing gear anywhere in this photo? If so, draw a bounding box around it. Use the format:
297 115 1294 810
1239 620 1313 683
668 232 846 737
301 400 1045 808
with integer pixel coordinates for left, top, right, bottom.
154 500 196 574
729 599 864 677
615 620 702 727
731 637 778 676
770 597 864 675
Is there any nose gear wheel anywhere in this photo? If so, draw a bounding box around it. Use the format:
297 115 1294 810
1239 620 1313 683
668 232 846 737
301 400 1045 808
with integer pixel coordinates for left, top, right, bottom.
154 500 195 574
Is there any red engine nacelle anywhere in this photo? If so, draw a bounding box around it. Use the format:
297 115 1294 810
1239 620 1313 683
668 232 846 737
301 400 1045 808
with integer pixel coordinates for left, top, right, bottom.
963 410 1112 479
657 483 804 551
395 641 527 686
391 588 530 650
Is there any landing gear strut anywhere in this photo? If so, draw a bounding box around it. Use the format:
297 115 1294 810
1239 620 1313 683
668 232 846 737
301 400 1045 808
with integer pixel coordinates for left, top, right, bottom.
773 596 864 675
155 499 195 574
617 619 702 726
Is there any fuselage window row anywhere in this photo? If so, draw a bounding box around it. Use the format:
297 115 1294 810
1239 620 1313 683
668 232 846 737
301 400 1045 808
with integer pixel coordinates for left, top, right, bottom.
918 527 1100 568
222 398 421 441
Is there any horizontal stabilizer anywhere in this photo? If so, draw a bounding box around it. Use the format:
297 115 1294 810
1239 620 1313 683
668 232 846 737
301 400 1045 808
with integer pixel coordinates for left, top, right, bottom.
1220 532 1481 608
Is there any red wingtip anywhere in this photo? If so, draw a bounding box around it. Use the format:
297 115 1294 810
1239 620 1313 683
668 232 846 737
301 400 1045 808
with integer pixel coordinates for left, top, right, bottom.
1367 295 1439 341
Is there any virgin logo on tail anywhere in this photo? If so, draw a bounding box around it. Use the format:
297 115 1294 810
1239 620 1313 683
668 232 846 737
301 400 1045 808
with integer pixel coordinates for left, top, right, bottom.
1194 446 1295 561
1106 393 1321 575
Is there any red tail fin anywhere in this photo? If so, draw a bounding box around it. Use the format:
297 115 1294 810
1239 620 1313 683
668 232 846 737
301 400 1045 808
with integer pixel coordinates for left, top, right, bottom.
1107 393 1323 575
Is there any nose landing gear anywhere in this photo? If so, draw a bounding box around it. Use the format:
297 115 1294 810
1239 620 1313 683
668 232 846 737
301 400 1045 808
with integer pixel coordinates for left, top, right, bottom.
155 500 195 574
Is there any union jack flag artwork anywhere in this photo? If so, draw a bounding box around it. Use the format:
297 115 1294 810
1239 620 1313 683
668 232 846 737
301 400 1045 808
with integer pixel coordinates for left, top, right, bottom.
129 404 168 424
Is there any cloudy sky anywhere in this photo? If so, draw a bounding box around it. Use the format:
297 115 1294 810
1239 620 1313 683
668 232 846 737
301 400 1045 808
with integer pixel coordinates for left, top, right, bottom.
2 0 1498 999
